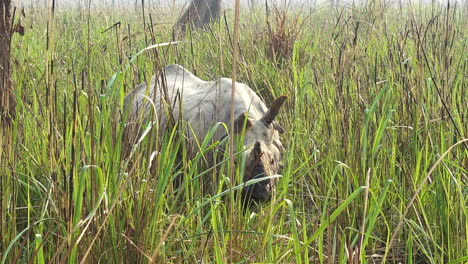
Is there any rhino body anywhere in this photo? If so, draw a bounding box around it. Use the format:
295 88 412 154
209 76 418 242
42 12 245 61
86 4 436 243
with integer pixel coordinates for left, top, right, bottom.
124 64 286 202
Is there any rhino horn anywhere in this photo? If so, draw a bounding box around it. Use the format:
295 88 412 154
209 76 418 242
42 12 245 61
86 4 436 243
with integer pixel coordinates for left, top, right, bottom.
253 141 262 157
260 95 287 126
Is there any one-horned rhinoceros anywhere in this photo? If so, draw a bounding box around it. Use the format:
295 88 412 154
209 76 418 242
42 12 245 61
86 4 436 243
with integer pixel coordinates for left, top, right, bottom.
123 64 286 202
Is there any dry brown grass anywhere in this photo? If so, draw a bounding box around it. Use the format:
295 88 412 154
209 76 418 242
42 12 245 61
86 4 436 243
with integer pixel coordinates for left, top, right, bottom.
265 4 304 67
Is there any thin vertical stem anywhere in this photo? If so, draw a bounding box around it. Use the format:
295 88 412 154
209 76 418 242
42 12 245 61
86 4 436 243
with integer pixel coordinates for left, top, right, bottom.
229 0 241 261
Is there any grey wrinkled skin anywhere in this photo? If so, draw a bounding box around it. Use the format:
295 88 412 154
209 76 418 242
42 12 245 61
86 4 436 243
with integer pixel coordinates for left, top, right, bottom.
123 64 286 202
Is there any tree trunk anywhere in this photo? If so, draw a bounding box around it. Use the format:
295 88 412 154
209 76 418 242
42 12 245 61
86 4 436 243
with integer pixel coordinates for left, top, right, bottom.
176 0 221 32
0 0 15 124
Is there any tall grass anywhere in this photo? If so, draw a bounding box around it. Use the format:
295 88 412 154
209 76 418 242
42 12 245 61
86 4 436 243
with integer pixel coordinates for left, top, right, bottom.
1 1 466 263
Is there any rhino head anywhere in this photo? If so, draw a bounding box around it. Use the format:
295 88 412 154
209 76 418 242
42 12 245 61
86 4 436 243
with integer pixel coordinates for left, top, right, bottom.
233 95 287 203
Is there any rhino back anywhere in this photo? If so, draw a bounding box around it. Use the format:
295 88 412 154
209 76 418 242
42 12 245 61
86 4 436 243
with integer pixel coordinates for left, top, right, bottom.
124 64 269 142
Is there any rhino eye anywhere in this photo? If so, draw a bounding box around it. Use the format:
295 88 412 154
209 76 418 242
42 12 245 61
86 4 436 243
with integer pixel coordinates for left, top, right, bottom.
270 159 275 165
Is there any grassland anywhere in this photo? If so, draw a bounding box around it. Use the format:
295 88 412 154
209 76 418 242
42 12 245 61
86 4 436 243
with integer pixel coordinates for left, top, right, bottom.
0 1 467 263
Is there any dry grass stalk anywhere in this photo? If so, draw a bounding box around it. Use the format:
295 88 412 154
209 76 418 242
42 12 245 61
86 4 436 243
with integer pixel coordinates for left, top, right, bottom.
266 4 304 67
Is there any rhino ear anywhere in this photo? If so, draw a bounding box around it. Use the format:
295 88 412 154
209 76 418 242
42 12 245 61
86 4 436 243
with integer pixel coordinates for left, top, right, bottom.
260 95 287 126
233 112 252 133
273 122 285 134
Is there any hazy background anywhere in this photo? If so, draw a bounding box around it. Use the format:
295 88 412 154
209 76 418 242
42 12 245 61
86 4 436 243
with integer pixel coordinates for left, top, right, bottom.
14 0 462 10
